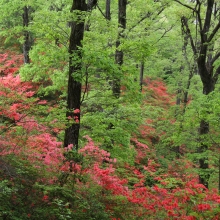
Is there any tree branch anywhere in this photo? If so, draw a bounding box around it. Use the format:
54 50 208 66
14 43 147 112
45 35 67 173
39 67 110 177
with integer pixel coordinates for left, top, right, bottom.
128 12 152 32
152 25 174 45
174 0 197 12
196 0 203 38
211 51 220 66
181 16 197 56
128 6 165 32
81 65 89 104
208 21 220 42
213 64 220 83
202 0 214 40
96 4 107 19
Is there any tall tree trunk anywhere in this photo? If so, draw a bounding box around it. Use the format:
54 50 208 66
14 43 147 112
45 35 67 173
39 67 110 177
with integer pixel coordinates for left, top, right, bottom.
22 6 31 64
113 0 127 98
197 57 216 188
178 0 220 187
196 8 216 187
198 119 210 187
64 0 87 150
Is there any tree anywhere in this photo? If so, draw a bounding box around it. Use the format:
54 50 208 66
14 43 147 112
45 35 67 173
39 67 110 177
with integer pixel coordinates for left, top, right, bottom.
0 0 34 63
113 0 127 98
22 5 33 64
63 0 87 149
175 0 220 188
2 0 220 218
105 0 111 20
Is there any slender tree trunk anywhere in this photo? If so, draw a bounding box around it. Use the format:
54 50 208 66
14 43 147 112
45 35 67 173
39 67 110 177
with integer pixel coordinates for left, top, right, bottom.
174 80 182 158
22 6 31 64
113 0 127 98
197 65 215 188
64 0 87 150
197 45 216 188
198 119 210 188
106 0 111 20
139 61 144 92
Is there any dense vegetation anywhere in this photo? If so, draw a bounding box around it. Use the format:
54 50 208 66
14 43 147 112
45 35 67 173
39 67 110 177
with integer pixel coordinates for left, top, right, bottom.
0 0 220 219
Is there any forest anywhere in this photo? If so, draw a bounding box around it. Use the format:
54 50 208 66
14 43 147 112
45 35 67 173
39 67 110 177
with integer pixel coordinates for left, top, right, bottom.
0 0 220 219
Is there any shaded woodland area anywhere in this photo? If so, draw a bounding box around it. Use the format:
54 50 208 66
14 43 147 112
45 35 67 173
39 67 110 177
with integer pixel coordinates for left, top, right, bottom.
0 0 220 219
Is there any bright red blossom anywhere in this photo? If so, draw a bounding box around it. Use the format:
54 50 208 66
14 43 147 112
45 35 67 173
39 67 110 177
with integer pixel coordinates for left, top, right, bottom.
42 195 49 201
197 203 211 211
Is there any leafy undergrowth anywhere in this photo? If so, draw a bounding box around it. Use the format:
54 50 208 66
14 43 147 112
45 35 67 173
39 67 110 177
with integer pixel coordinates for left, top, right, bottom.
1 52 220 220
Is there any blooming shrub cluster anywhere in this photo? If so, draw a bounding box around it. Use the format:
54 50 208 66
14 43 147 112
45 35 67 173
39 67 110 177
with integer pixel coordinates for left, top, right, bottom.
0 53 220 219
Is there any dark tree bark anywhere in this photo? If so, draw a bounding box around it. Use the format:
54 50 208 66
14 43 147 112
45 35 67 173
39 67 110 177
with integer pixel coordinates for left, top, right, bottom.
196 0 219 188
87 0 97 11
180 26 197 111
22 6 32 64
113 0 127 98
139 61 144 92
177 0 220 188
106 0 111 20
64 0 87 150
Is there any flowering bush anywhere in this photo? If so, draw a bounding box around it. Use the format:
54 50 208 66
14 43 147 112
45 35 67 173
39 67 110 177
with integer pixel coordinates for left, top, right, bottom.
0 53 220 219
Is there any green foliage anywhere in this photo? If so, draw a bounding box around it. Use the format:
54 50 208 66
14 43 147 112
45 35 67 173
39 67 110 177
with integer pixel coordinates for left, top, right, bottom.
81 94 141 163
0 155 112 220
1 0 220 219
